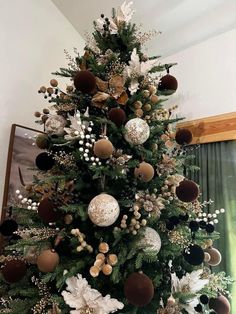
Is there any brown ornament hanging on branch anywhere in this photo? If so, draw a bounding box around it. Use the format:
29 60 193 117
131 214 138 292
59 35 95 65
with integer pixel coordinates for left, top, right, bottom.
134 162 154 182
74 70 96 94
1 259 27 283
37 249 59 272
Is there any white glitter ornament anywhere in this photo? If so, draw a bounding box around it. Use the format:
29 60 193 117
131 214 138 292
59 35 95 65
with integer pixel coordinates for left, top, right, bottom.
139 227 161 253
124 118 150 145
45 115 67 135
88 194 120 227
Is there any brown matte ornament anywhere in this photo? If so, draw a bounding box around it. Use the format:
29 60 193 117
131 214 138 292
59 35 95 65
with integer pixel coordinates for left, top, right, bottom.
176 179 199 202
50 79 58 87
175 128 193 145
134 162 154 182
37 249 59 272
209 295 231 314
1 259 27 283
158 74 178 95
74 70 96 94
108 108 126 127
124 272 154 307
36 134 49 149
205 247 222 266
93 139 113 159
38 197 60 223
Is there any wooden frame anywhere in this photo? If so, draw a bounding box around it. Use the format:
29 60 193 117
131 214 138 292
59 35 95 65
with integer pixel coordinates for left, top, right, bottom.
1 124 43 222
177 112 236 144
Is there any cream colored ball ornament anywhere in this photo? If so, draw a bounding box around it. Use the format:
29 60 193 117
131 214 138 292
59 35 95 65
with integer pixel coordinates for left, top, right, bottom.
139 227 161 253
88 193 120 227
124 118 150 145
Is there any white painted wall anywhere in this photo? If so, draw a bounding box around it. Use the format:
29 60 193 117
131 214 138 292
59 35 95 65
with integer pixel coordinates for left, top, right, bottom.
162 28 236 121
0 0 85 207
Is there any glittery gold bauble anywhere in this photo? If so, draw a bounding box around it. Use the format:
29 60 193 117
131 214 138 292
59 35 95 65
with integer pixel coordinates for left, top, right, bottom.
139 227 161 253
124 118 150 145
37 249 59 272
143 104 152 112
93 139 114 159
205 247 222 266
134 162 154 182
88 193 120 227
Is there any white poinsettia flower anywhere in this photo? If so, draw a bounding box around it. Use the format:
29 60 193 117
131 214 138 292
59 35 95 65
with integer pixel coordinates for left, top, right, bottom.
124 48 159 94
62 274 124 314
64 111 84 140
116 1 135 24
171 269 209 314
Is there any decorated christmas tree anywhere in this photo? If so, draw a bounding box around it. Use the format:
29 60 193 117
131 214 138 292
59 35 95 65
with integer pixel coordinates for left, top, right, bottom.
0 2 233 314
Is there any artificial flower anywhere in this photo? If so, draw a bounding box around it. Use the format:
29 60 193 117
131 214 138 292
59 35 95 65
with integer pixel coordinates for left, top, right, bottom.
123 48 159 94
45 114 67 135
115 1 135 25
64 111 84 140
62 273 124 314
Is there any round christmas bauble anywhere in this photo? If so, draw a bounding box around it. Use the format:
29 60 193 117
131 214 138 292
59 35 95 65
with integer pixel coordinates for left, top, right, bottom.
158 74 178 95
36 134 49 149
93 139 113 159
102 264 113 276
209 295 230 314
176 179 199 203
124 118 150 145
183 244 204 266
88 193 120 227
124 272 154 307
35 152 55 171
139 227 161 253
50 79 58 87
175 128 193 145
73 70 96 94
205 247 222 266
37 249 59 272
189 221 199 232
45 114 67 135
108 107 126 127
0 219 18 236
134 162 154 182
1 259 27 283
38 197 60 223
206 223 215 233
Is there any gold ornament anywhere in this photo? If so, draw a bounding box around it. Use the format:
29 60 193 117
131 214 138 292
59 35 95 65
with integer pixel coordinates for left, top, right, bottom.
93 139 113 159
64 214 73 225
102 264 113 275
99 242 109 253
135 108 144 117
89 265 100 277
150 94 158 103
37 249 59 272
88 193 120 227
143 104 152 112
107 254 118 266
134 162 154 182
124 118 150 145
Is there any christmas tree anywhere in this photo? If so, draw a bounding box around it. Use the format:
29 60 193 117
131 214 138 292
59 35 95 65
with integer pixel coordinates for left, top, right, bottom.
0 2 232 313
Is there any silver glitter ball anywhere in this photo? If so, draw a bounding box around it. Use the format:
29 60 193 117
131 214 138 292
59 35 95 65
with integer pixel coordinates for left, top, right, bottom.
88 193 120 227
124 118 150 145
45 114 67 135
139 227 161 253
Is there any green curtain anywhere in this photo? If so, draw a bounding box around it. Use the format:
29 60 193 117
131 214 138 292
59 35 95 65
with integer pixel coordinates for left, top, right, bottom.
188 141 236 311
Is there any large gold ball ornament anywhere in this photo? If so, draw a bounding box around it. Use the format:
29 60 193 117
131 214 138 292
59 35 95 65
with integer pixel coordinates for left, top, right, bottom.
93 139 114 159
134 162 154 182
205 247 222 266
37 249 59 272
124 118 150 145
88 193 120 227
139 227 161 253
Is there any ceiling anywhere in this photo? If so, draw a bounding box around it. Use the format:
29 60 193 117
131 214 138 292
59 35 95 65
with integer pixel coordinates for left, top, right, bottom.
52 0 236 56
